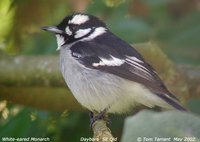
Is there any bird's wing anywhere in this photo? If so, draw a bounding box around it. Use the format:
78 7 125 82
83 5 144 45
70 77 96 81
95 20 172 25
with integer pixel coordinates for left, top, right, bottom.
70 33 179 102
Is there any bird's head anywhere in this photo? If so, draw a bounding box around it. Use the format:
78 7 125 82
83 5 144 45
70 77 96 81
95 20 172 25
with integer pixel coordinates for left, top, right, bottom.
42 13 107 50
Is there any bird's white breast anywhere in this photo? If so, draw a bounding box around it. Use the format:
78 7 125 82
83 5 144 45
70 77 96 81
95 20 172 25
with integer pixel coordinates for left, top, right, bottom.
59 45 136 113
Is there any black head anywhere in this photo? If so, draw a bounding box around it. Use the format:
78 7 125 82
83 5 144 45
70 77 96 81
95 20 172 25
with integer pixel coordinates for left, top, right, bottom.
42 13 107 50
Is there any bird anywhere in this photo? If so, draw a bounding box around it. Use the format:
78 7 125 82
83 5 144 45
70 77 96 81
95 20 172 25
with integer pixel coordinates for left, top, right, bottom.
42 13 187 125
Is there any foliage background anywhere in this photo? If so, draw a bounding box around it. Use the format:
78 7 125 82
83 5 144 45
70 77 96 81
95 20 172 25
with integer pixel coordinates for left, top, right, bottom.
0 0 200 141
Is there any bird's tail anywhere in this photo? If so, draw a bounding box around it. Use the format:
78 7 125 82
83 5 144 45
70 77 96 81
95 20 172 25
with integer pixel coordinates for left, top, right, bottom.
156 93 188 111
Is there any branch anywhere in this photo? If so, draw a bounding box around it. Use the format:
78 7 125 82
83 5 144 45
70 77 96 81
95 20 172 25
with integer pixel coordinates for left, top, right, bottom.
0 55 82 111
92 113 115 142
92 120 114 142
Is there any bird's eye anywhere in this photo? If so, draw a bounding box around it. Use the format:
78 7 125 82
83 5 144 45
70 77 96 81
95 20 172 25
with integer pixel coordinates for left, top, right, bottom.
69 24 77 31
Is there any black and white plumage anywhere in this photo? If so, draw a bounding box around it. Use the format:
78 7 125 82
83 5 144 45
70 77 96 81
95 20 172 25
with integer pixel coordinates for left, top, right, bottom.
42 13 186 114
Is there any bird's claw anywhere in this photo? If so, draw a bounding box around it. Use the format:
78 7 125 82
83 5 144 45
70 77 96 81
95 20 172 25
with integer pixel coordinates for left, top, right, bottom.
89 109 110 129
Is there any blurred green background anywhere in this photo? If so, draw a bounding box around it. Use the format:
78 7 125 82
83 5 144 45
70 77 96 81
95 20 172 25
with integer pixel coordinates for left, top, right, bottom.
0 0 200 141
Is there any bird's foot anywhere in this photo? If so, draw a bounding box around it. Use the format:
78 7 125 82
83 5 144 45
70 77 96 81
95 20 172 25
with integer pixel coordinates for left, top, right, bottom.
89 109 110 129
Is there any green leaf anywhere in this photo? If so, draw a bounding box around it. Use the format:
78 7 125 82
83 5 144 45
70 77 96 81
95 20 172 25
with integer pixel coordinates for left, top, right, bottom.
121 110 200 142
0 0 15 51
0 109 32 137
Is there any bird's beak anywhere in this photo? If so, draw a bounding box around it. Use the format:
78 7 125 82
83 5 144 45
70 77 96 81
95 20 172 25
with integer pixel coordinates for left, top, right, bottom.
41 26 64 34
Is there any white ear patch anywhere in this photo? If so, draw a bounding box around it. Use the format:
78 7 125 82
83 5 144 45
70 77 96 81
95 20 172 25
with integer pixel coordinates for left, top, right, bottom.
56 34 65 51
80 27 107 41
74 28 91 39
69 14 89 25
